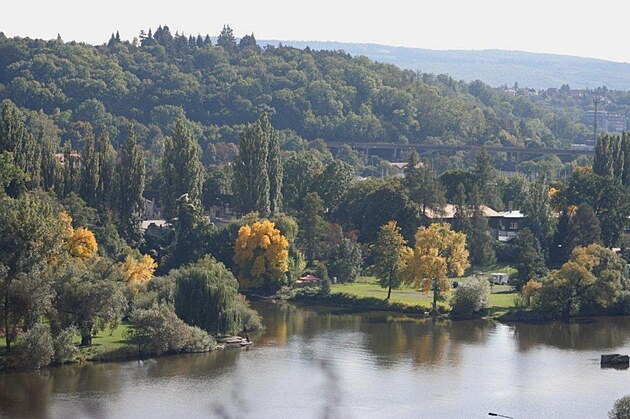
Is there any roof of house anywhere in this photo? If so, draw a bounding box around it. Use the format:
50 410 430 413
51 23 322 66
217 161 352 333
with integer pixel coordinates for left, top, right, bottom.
389 162 407 170
500 210 526 218
426 204 503 219
141 219 169 230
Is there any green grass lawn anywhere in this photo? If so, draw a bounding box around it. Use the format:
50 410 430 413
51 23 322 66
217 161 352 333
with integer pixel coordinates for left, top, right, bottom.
79 324 132 351
332 270 518 317
0 323 133 360
77 324 134 359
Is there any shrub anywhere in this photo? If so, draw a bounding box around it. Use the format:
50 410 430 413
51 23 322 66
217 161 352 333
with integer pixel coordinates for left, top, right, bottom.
128 304 215 356
327 238 362 283
15 323 54 369
53 326 79 364
609 395 630 419
130 275 176 312
450 278 490 318
235 294 264 332
314 261 331 296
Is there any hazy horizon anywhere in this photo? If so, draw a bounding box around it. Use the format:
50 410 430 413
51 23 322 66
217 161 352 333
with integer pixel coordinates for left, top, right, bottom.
2 0 630 64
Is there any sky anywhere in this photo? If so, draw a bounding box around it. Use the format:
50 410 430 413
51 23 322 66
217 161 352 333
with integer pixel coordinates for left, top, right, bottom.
2 0 630 63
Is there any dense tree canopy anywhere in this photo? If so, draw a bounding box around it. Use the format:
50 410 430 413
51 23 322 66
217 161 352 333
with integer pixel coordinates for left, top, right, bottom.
0 28 592 159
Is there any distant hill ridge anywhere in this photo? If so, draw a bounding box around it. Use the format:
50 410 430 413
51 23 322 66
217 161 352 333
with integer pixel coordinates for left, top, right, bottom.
257 40 630 90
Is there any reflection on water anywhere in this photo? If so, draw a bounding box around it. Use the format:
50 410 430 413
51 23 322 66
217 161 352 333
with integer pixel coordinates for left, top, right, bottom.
1 302 630 418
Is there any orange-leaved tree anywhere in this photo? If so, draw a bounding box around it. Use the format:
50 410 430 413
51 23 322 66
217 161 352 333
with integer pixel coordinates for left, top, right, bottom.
122 253 158 285
234 220 289 291
60 212 98 260
403 222 469 313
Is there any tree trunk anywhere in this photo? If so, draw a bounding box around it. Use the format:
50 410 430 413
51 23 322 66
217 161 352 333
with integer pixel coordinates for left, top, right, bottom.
432 278 439 314
387 286 392 300
81 325 93 346
4 292 10 352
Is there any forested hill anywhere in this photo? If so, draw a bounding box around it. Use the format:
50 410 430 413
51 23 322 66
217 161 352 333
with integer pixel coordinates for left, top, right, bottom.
0 27 590 156
266 41 630 90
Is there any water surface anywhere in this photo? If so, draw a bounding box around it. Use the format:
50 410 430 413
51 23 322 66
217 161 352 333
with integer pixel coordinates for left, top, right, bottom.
1 302 629 418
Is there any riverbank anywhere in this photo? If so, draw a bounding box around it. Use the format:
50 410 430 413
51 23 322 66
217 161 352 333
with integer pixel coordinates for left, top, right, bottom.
0 323 260 371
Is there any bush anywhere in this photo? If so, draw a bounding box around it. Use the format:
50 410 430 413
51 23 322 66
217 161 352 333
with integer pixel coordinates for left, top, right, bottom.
327 238 362 283
130 275 176 312
128 304 215 356
609 395 630 419
15 323 54 369
235 295 264 332
53 326 79 364
314 261 331 296
450 278 490 318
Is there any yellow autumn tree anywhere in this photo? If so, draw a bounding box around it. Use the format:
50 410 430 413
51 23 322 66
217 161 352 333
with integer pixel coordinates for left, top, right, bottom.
122 254 158 285
403 223 469 313
59 212 98 260
233 220 289 291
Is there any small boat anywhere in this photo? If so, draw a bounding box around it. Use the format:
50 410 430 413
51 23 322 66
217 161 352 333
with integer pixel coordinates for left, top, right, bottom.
601 354 629 367
223 336 253 347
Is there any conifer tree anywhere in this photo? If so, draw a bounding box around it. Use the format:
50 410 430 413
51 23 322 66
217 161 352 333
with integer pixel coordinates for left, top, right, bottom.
451 183 472 234
217 25 237 52
473 149 501 209
404 151 446 219
161 119 204 219
564 204 601 256
467 187 496 267
512 228 548 290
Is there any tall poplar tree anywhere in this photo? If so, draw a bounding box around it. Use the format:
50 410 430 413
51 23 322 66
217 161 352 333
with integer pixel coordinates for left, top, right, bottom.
40 135 62 193
117 127 146 246
96 129 117 214
0 100 41 188
593 134 616 179
61 142 80 197
161 119 204 220
268 123 283 215
234 113 283 217
522 176 555 256
467 187 496 267
80 131 99 207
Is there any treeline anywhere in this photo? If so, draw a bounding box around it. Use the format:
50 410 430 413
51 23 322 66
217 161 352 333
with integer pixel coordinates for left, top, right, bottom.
0 25 590 161
0 102 266 370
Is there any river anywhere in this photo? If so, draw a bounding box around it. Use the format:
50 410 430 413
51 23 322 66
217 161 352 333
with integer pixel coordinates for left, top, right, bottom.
1 302 629 418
